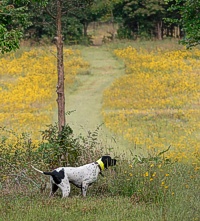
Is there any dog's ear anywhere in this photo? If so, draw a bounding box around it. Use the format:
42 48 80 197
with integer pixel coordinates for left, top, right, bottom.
101 156 111 169
49 169 65 184
101 156 116 168
111 159 117 166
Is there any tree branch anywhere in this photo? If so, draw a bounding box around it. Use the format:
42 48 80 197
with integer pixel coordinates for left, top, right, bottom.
45 6 56 19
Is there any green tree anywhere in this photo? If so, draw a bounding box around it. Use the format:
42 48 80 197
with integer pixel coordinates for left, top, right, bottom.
25 0 114 43
67 0 114 37
166 0 200 48
113 0 168 39
23 1 83 44
0 0 30 53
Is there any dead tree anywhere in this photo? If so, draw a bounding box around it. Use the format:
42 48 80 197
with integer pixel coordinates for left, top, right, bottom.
56 0 65 132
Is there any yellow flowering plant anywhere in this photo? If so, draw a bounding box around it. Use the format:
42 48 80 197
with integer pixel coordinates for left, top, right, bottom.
0 47 89 144
102 47 200 162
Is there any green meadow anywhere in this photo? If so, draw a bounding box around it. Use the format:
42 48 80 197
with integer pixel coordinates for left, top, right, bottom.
0 40 199 221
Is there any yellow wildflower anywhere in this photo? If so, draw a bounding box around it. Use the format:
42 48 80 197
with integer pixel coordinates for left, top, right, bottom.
103 46 200 162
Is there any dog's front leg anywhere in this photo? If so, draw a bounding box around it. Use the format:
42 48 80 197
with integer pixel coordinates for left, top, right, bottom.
81 181 89 197
49 178 59 197
59 179 71 198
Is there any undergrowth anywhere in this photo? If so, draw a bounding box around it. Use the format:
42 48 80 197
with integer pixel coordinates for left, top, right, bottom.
0 123 199 220
0 124 199 201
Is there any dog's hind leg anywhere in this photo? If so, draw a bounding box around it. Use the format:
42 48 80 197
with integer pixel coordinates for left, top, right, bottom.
49 183 59 197
81 181 89 197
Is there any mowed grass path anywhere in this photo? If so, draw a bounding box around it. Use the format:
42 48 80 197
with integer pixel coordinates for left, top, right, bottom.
65 46 122 130
64 45 133 154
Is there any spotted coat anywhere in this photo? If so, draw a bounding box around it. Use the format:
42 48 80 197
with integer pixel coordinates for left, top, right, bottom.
31 155 116 197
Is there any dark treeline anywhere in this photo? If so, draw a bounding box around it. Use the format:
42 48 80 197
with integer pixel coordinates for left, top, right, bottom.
20 0 184 45
113 0 183 40
1 0 199 50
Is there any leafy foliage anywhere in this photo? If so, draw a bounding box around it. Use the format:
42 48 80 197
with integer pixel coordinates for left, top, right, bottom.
0 0 30 53
38 123 81 167
1 0 199 46
0 127 40 188
0 25 22 53
166 0 200 48
24 0 114 44
113 0 169 39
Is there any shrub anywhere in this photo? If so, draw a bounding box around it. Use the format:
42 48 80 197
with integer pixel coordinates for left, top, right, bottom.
37 123 81 168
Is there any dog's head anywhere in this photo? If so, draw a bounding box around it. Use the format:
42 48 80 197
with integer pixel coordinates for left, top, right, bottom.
100 155 117 169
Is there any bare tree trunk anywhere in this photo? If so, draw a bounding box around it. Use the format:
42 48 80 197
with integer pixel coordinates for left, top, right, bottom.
157 21 163 40
83 22 88 37
110 10 115 41
56 0 65 132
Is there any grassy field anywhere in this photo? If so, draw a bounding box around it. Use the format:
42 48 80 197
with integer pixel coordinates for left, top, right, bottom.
0 195 171 221
0 39 199 221
0 159 199 221
1 193 198 221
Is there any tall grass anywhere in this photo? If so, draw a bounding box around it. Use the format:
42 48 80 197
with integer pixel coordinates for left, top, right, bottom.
0 124 199 220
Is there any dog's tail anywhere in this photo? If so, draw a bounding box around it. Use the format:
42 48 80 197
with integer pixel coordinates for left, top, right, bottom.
31 165 53 176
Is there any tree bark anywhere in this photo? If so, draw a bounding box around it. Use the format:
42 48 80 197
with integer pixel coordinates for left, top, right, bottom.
83 21 88 37
56 0 65 132
157 21 163 40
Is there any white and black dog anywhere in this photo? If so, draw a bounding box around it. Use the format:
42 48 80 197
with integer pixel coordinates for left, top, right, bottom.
31 155 116 197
